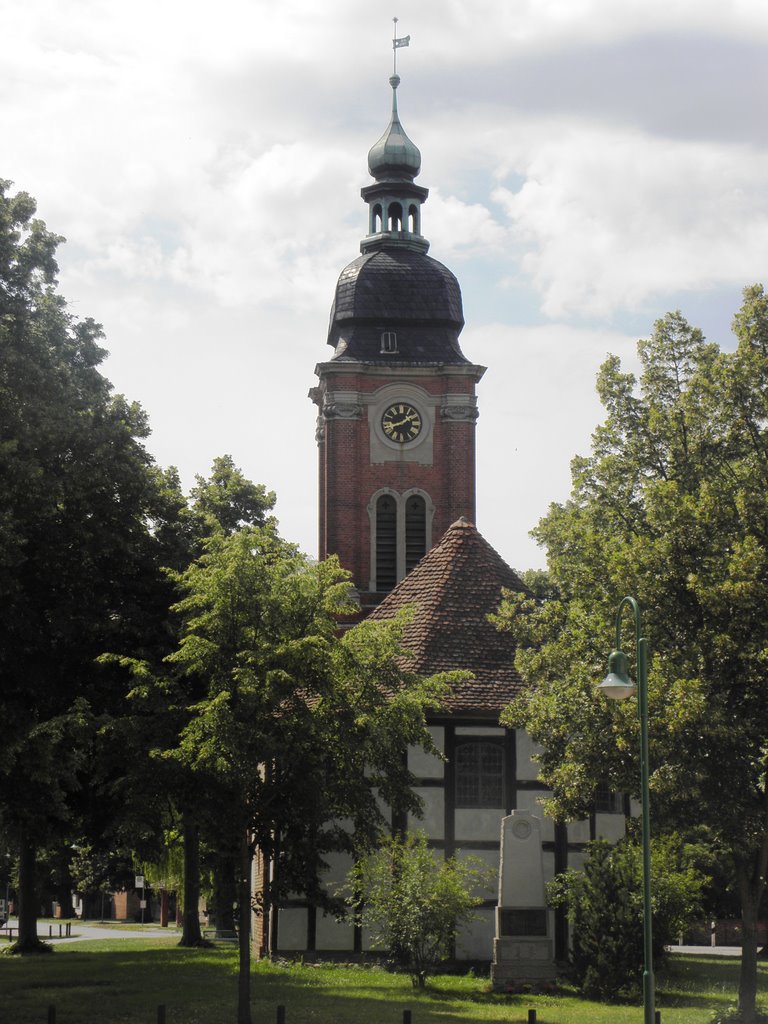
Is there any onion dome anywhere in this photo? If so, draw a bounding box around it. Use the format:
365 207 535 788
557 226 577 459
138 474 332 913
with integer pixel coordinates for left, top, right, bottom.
327 248 466 363
367 75 421 181
324 72 469 365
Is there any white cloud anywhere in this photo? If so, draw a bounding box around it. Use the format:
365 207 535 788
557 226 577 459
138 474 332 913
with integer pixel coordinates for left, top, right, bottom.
427 189 508 257
470 321 641 569
4 0 768 572
491 123 768 317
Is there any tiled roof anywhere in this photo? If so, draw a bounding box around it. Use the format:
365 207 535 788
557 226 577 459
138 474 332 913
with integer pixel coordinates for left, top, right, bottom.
326 249 468 364
331 250 464 326
367 518 527 714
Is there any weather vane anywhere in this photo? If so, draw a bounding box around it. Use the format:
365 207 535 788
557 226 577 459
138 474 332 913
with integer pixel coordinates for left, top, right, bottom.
392 16 410 75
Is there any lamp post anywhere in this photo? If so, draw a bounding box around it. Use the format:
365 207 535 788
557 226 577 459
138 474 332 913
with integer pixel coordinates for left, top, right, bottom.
598 595 654 1024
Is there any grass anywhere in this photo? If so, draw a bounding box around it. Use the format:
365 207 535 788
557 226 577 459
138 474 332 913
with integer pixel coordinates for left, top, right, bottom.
1 941 766 1024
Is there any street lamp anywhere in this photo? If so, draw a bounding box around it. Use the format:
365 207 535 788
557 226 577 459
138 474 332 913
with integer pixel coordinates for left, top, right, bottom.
598 595 655 1024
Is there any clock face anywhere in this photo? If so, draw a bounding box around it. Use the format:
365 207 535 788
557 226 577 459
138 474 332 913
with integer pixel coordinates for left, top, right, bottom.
381 402 422 443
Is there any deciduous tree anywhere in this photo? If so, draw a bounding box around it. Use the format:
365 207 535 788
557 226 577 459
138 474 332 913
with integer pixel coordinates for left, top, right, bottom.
0 181 161 952
164 524 454 1023
495 287 768 1022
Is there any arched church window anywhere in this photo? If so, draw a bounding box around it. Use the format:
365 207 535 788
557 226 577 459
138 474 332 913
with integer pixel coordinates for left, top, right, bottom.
375 494 397 591
380 331 398 354
372 203 383 233
408 204 419 234
370 487 433 593
388 202 403 231
455 741 504 808
405 494 426 573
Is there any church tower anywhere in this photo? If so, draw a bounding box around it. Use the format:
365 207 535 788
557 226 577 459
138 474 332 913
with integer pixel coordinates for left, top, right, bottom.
310 71 485 609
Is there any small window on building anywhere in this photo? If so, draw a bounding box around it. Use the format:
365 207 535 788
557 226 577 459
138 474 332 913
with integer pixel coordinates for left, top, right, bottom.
594 780 624 814
455 741 504 808
381 331 398 353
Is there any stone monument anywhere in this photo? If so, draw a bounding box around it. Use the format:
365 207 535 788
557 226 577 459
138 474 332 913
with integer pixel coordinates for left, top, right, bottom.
490 809 557 988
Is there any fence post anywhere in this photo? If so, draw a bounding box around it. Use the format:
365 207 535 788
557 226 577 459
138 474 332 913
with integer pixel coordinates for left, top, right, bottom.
47 1006 56 1024
157 1005 166 1024
276 1005 286 1024
655 1012 661 1024
403 1011 412 1024
527 1010 537 1024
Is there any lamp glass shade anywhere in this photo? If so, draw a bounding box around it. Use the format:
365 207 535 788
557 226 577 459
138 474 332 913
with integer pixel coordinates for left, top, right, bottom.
599 649 636 701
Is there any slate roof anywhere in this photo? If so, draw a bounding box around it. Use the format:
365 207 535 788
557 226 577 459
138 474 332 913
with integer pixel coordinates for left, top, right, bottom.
327 249 468 364
367 518 528 714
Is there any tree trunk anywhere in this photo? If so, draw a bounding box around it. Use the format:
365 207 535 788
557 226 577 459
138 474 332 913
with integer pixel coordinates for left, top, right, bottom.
12 828 49 954
237 829 253 1024
738 867 760 1024
178 813 206 947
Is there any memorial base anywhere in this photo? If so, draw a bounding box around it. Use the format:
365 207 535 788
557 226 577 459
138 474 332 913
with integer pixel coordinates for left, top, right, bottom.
490 935 557 988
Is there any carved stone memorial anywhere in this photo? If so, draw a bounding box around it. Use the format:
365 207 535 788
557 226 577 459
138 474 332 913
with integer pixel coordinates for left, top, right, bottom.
490 810 557 987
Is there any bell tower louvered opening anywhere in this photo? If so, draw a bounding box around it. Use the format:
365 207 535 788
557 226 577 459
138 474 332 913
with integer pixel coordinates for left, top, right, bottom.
375 494 397 591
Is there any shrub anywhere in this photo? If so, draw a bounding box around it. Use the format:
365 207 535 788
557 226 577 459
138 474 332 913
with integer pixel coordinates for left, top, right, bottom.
548 835 705 1000
344 830 489 988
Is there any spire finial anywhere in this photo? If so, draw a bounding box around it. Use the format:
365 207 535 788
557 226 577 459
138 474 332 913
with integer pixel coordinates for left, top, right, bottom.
392 16 410 76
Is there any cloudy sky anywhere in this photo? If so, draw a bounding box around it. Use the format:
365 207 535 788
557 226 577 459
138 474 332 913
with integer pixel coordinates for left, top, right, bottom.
3 0 767 571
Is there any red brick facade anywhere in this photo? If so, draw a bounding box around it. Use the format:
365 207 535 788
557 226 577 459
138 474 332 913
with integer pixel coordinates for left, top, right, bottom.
312 362 484 602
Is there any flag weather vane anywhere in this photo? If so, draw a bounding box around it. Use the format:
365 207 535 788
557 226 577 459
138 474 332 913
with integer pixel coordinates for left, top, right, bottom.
392 16 410 75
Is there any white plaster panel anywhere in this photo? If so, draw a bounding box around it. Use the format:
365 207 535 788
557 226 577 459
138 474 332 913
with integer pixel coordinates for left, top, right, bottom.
594 814 627 842
568 850 587 873
515 730 543 781
315 912 355 951
320 851 355 886
455 807 504 842
277 908 307 951
514 791 554 842
408 787 444 840
327 817 354 831
542 850 556 885
374 789 391 822
566 818 591 844
454 725 505 736
455 908 495 961
408 727 445 778
455 847 499 900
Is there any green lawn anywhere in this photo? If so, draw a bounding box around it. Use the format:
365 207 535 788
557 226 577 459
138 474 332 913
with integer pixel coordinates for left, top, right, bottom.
0 941 764 1024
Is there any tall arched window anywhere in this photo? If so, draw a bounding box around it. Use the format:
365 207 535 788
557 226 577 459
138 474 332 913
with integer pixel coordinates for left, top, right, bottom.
369 489 432 593
408 203 420 234
375 494 397 591
405 494 426 573
388 202 403 231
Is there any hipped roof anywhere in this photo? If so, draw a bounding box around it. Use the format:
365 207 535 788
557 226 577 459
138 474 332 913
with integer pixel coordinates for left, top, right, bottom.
367 517 527 714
